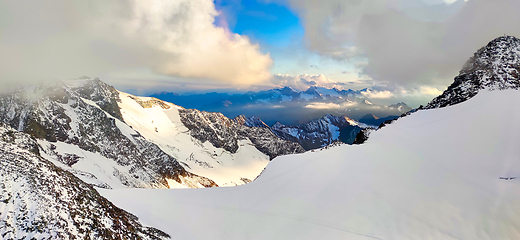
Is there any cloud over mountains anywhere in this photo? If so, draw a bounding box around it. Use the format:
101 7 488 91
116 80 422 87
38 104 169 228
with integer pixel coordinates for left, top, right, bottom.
282 0 520 87
0 0 272 85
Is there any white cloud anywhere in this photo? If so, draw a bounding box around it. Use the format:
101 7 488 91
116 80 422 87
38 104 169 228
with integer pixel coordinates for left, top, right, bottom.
0 0 272 86
361 89 394 99
272 73 371 91
443 0 459 4
272 74 335 90
280 0 520 88
305 103 342 109
419 86 443 95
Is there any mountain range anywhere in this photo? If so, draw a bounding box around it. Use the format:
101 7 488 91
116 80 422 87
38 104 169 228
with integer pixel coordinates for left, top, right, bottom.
2 35 520 239
101 35 520 239
0 79 308 189
151 86 412 126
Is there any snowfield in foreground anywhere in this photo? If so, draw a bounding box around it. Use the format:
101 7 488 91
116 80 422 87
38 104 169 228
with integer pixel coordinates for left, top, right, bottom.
101 90 520 240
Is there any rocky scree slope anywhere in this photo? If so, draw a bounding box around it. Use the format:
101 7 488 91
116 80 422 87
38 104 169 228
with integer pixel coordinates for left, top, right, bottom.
0 79 215 189
427 35 520 109
0 125 169 239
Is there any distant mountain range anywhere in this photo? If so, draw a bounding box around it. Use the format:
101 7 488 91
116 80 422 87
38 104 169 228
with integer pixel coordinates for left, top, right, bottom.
236 114 374 150
151 86 412 126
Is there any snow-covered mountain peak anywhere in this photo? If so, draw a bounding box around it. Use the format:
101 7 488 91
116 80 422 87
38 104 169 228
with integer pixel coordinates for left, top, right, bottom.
278 86 297 95
388 102 412 112
427 35 520 108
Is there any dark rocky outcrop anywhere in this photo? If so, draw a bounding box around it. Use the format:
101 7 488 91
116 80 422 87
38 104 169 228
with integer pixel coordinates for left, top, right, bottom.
427 36 520 109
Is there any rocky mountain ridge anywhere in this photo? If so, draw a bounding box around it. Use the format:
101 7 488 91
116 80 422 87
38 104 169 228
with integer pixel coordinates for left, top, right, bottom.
268 114 372 150
151 86 412 126
178 109 305 160
427 35 520 108
0 79 215 189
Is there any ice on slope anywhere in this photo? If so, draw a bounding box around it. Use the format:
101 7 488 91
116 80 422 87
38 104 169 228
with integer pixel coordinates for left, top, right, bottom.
117 92 270 187
102 89 520 240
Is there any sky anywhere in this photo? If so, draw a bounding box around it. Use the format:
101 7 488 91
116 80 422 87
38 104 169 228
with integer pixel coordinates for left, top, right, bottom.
1 0 520 106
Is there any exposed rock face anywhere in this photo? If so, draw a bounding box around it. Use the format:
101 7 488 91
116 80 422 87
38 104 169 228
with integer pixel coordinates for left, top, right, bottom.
179 109 305 160
75 78 125 121
237 125 306 160
180 110 240 153
270 114 366 150
353 127 375 145
234 115 270 128
427 36 520 109
234 113 375 151
0 125 169 239
0 80 216 189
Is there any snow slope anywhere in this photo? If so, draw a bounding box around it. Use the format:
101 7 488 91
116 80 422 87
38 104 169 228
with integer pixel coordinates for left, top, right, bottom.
101 89 520 239
118 92 272 187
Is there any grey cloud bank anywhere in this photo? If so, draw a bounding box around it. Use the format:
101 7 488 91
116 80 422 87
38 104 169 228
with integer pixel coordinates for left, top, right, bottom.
283 0 520 87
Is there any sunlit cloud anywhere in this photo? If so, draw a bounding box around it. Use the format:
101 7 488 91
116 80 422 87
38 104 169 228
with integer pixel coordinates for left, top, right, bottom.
272 73 371 91
305 103 342 109
361 89 394 99
419 86 443 95
0 0 272 86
